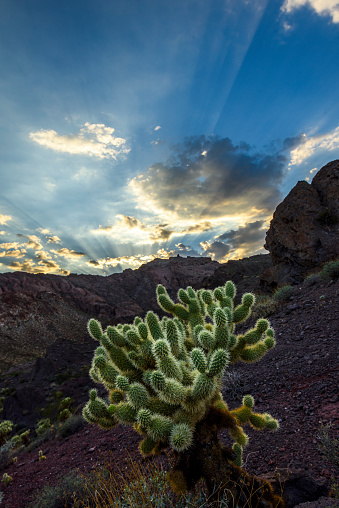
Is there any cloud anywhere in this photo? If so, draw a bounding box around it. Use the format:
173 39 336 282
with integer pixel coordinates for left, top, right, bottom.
86 249 175 271
289 126 339 166
199 220 268 262
7 259 69 275
52 248 86 259
282 0 339 23
200 240 231 261
72 167 98 182
129 135 285 220
29 123 130 160
46 235 61 244
17 234 43 250
92 215 176 244
0 249 27 258
35 251 52 261
0 242 21 250
0 214 11 225
181 221 213 234
217 220 266 248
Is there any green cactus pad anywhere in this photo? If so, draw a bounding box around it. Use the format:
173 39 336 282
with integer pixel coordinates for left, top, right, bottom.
225 281 236 299
128 382 149 409
146 312 164 340
198 330 216 350
170 423 193 451
191 348 207 373
139 436 157 455
116 375 130 392
243 395 255 408
214 308 228 328
88 319 103 341
178 288 190 304
115 403 137 424
137 408 151 427
207 349 229 377
192 373 215 400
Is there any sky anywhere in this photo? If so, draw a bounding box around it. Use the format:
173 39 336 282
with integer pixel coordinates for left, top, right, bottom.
0 0 339 276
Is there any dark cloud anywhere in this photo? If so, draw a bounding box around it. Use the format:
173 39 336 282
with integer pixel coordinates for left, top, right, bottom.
200 240 231 261
130 135 286 219
282 134 307 151
182 221 213 233
217 220 266 248
88 259 100 266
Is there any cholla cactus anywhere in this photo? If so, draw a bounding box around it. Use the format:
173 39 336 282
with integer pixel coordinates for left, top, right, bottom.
0 420 13 445
83 282 283 507
1 472 12 486
39 450 46 461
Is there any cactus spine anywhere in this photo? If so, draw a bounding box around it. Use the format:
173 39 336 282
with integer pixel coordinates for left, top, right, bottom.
83 280 282 507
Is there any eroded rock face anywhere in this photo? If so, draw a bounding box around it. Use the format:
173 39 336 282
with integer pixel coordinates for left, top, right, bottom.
262 160 339 288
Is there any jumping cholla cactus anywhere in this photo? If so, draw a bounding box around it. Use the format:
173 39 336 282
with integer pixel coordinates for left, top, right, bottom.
83 281 283 507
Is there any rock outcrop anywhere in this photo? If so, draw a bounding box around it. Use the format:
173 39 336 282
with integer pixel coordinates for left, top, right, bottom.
261 160 339 288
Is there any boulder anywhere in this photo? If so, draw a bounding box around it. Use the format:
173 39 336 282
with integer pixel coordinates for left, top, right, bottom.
262 160 339 289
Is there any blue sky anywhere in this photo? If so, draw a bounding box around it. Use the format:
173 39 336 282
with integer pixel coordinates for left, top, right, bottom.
1 0 339 275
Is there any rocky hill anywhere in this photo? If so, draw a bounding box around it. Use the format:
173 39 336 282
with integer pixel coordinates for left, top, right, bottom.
262 160 339 288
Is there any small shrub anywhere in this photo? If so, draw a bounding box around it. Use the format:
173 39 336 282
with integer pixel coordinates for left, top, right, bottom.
316 422 339 498
27 470 87 508
273 285 294 302
251 295 278 319
320 260 339 281
56 415 86 439
0 420 13 445
316 422 339 470
36 419 51 438
39 450 46 461
1 472 12 486
75 453 229 508
304 273 321 286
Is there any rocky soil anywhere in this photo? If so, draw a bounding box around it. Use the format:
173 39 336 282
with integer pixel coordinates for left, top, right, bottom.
0 273 338 508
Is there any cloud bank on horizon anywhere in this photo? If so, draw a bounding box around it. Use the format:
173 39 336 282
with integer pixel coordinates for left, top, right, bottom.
0 0 339 276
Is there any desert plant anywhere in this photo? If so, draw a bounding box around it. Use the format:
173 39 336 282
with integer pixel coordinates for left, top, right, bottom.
75 452 233 507
35 418 51 438
273 285 294 302
320 260 339 281
39 450 46 461
316 422 339 498
1 472 12 486
251 295 278 319
304 272 321 286
0 420 13 446
56 414 86 439
27 470 87 508
316 422 339 470
83 281 283 507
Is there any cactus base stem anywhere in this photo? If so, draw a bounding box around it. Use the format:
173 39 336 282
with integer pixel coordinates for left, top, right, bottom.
167 407 284 508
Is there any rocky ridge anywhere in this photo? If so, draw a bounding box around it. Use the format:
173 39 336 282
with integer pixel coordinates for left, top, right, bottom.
262 160 339 288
